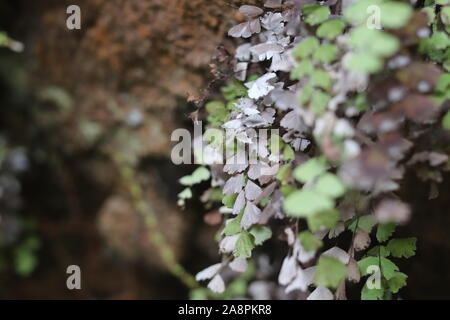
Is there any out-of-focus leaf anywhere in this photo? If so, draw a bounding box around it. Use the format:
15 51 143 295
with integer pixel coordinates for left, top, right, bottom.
293 157 327 183
298 230 323 252
315 173 346 198
284 189 334 217
316 19 345 40
315 256 346 289
307 209 340 232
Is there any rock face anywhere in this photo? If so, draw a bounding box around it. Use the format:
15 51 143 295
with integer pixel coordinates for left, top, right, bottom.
0 0 258 298
25 0 259 153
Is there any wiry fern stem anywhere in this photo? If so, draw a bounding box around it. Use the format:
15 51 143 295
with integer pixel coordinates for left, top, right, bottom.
111 152 198 290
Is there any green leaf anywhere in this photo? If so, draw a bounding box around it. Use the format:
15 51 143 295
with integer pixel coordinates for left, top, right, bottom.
378 1 413 29
249 226 272 246
290 59 314 79
359 256 399 280
316 19 345 40
307 209 340 232
189 288 209 300
315 44 339 64
387 238 417 258
233 231 255 258
0 32 11 47
349 26 400 57
366 245 390 258
222 194 238 208
297 84 313 104
298 230 323 252
292 37 319 59
376 223 396 242
380 258 400 280
284 189 335 217
422 7 436 24
179 167 211 186
361 279 384 300
280 184 296 197
358 256 379 277
177 187 193 206
221 81 247 101
14 249 38 277
348 215 376 233
310 91 330 114
436 73 450 93
224 211 243 236
303 5 331 26
314 256 347 289
344 0 412 29
315 173 346 198
283 145 295 161
206 101 229 126
178 188 192 200
345 52 382 73
310 69 332 90
388 272 407 294
343 0 379 25
430 32 450 50
441 6 450 25
293 157 327 183
276 163 292 184
443 110 450 130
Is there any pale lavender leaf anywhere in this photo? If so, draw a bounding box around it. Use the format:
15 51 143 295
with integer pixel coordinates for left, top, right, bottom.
264 0 283 8
196 263 222 281
270 52 293 71
229 257 248 272
241 201 261 229
260 108 276 124
347 258 361 283
278 255 297 285
374 199 411 224
234 62 248 81
322 247 350 265
250 43 284 61
239 5 264 18
243 114 268 128
245 180 263 201
208 274 225 293
285 266 315 293
261 12 284 32
224 151 248 174
354 228 371 251
219 234 239 253
280 110 306 130
307 286 334 300
328 222 345 239
294 239 316 263
222 119 242 129
245 73 277 99
233 190 246 215
236 43 252 61
223 174 245 195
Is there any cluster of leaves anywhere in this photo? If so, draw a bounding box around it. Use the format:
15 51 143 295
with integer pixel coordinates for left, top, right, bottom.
0 32 23 52
182 0 450 300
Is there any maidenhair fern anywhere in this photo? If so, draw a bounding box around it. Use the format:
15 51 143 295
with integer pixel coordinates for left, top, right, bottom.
180 0 450 300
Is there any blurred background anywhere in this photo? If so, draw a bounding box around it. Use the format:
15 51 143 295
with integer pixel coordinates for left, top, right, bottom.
0 0 449 299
